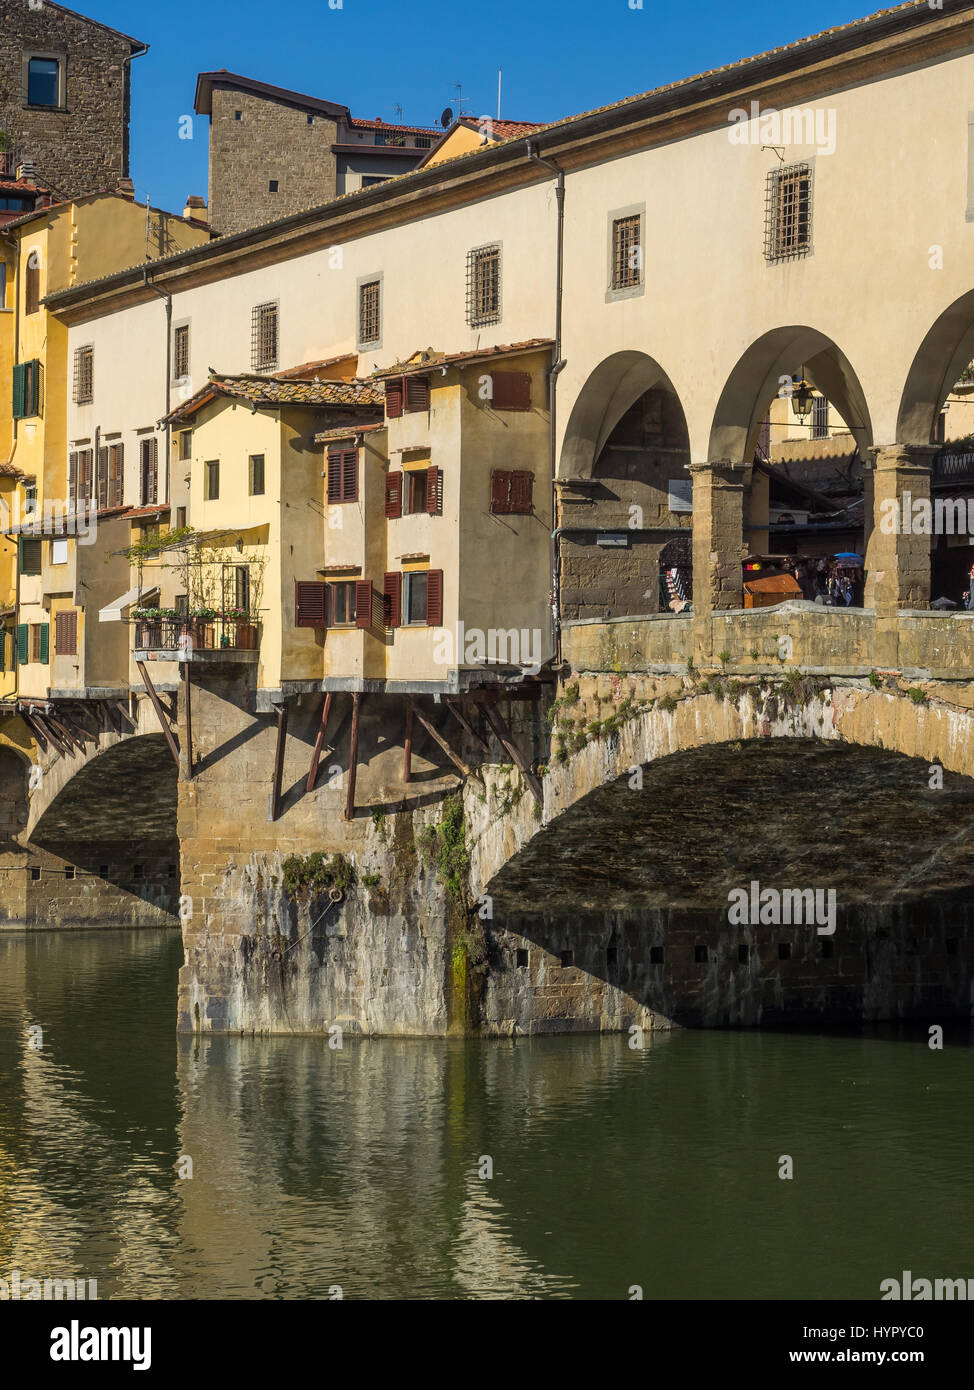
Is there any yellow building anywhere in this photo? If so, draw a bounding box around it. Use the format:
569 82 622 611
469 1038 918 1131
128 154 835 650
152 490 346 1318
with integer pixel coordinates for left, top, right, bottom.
419 117 541 170
0 190 211 708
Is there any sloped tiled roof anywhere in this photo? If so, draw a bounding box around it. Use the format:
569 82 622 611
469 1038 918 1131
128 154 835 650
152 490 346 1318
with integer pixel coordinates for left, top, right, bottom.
166 372 383 423
314 421 387 444
275 354 359 379
372 340 554 379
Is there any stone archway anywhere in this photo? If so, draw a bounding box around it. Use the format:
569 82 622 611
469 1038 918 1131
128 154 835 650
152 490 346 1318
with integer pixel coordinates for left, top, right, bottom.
897 288 974 448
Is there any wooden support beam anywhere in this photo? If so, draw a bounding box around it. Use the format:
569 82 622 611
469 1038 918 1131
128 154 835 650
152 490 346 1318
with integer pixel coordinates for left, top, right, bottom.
403 698 413 784
344 692 361 821
306 692 333 793
269 701 289 822
408 698 473 779
31 713 70 757
181 662 194 781
444 696 490 751
481 700 543 806
18 709 49 753
44 712 85 755
136 660 181 769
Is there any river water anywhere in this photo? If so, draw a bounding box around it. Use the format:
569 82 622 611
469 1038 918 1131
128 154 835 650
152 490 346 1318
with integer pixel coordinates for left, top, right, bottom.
1 928 972 1301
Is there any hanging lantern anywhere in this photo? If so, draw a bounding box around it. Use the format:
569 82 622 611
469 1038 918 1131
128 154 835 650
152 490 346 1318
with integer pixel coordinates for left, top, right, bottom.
792 372 814 422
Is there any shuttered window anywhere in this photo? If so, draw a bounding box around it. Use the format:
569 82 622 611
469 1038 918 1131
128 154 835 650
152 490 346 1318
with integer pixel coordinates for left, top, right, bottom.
294 581 329 628
384 375 430 418
108 443 123 507
326 448 358 503
385 378 404 419
383 571 402 628
73 345 94 404
55 610 78 656
18 537 42 574
140 437 159 505
405 375 430 413
17 624 28 666
31 623 49 663
426 569 443 626
426 465 442 515
490 371 531 411
354 580 375 630
384 471 403 519
490 468 533 515
330 581 357 626
400 570 443 626
12 359 41 419
25 254 40 314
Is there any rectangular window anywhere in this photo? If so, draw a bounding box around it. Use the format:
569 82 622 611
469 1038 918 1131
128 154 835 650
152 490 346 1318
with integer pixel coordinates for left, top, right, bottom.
490 371 531 411
252 301 278 371
108 442 123 507
329 581 357 626
466 244 501 326
19 537 42 575
73 345 94 404
234 566 250 613
405 375 430 413
359 279 380 346
68 448 93 505
766 162 812 262
30 623 49 664
0 261 6 307
611 214 641 290
403 570 428 626
205 460 220 501
12 359 41 419
294 580 329 628
489 469 533 516
812 394 829 440
140 437 158 505
405 469 428 514
25 255 40 314
173 324 190 380
178 430 192 461
50 538 68 565
326 448 358 503
249 453 265 496
55 610 77 656
27 57 60 108
176 507 187 529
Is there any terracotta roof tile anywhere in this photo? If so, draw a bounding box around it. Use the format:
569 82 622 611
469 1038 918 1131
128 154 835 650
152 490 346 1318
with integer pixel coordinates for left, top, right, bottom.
314 421 387 443
165 371 384 423
372 340 554 379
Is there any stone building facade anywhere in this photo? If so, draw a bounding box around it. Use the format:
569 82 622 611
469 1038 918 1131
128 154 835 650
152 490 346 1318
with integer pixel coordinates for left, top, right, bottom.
0 0 145 202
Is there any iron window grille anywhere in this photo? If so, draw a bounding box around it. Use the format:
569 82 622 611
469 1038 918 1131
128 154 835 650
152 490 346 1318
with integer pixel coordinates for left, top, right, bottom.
611 214 641 290
173 324 190 380
73 345 94 404
765 162 812 262
251 302 279 371
812 394 829 439
359 280 380 346
466 244 501 327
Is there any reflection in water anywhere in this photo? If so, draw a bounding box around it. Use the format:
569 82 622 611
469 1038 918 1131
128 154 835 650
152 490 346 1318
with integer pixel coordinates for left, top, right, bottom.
0 930 973 1299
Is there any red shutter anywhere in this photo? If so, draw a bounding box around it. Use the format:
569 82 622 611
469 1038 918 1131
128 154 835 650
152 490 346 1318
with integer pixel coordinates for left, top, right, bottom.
97 447 108 511
491 371 531 411
426 465 441 516
405 375 430 413
383 571 402 628
489 469 510 515
326 450 342 503
426 570 443 627
385 377 404 419
511 470 534 514
354 580 373 629
56 610 78 656
341 449 358 502
384 470 402 519
294 581 329 628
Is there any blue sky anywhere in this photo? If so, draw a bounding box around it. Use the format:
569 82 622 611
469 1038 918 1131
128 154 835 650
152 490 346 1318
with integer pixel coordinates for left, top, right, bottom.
81 0 880 212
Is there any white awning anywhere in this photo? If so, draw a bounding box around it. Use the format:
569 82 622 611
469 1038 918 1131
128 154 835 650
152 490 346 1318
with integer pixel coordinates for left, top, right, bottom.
99 586 158 622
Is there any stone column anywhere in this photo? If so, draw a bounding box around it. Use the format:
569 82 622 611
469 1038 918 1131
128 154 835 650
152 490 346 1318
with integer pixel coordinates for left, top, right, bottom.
688 460 751 616
864 445 936 615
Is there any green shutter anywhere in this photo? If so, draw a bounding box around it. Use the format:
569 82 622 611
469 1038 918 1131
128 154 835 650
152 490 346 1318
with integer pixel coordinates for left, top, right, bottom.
27 362 39 417
0 629 5 673
18 537 41 575
38 623 49 665
12 362 25 420
16 624 28 666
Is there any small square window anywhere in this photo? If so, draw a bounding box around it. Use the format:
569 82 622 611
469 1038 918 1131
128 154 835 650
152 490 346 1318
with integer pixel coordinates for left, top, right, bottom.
234 110 242 121
606 946 618 967
820 938 834 959
64 865 75 880
694 945 708 964
738 943 749 963
30 866 41 881
466 244 501 327
99 864 109 877
516 948 528 969
778 942 791 961
611 214 641 290
560 950 574 968
269 180 279 193
50 538 68 565
649 946 664 965
27 57 60 108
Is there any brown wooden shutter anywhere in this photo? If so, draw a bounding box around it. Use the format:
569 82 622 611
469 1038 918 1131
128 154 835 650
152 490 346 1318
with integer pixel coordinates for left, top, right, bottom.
109 444 123 506
326 450 342 503
426 465 442 516
55 610 78 656
489 469 510 515
405 375 430 413
97 447 108 511
511 470 534 514
354 580 373 629
384 471 402 519
491 371 531 411
68 451 78 504
426 570 443 627
294 581 329 628
80 449 93 502
385 377 404 419
383 571 402 628
341 449 358 502
141 437 158 505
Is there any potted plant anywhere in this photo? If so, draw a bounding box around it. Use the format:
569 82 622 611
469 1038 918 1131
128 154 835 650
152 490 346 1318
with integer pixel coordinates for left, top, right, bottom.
189 606 219 648
223 606 258 649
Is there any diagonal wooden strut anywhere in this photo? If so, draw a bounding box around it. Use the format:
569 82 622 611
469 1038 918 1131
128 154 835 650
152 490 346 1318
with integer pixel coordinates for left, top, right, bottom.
480 699 543 806
407 697 472 779
136 660 180 768
306 691 333 792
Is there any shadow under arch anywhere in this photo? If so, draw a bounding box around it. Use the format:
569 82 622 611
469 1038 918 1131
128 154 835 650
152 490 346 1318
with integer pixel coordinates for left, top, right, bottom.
709 326 873 462
897 289 974 446
30 734 178 849
560 350 690 479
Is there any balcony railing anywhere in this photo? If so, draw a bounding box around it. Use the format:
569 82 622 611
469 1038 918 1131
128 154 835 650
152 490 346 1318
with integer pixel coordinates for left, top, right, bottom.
932 451 974 483
134 617 260 654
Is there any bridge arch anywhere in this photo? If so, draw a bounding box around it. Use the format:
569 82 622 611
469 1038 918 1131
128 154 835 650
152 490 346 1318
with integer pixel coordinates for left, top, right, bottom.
559 350 690 481
897 289 974 447
708 326 873 463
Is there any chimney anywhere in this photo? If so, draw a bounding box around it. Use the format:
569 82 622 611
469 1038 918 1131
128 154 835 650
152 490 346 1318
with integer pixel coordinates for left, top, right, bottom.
115 177 135 200
16 158 35 181
183 194 207 222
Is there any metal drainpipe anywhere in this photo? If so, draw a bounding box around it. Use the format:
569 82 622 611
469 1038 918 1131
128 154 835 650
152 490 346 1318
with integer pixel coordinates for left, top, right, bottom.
120 42 149 183
527 141 567 668
143 268 172 497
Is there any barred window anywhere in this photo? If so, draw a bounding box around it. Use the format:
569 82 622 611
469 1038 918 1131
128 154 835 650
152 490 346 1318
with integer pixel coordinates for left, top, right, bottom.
611 215 641 290
812 394 829 439
359 279 380 346
173 324 190 380
73 344 93 404
251 301 279 371
766 163 812 262
466 244 501 327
